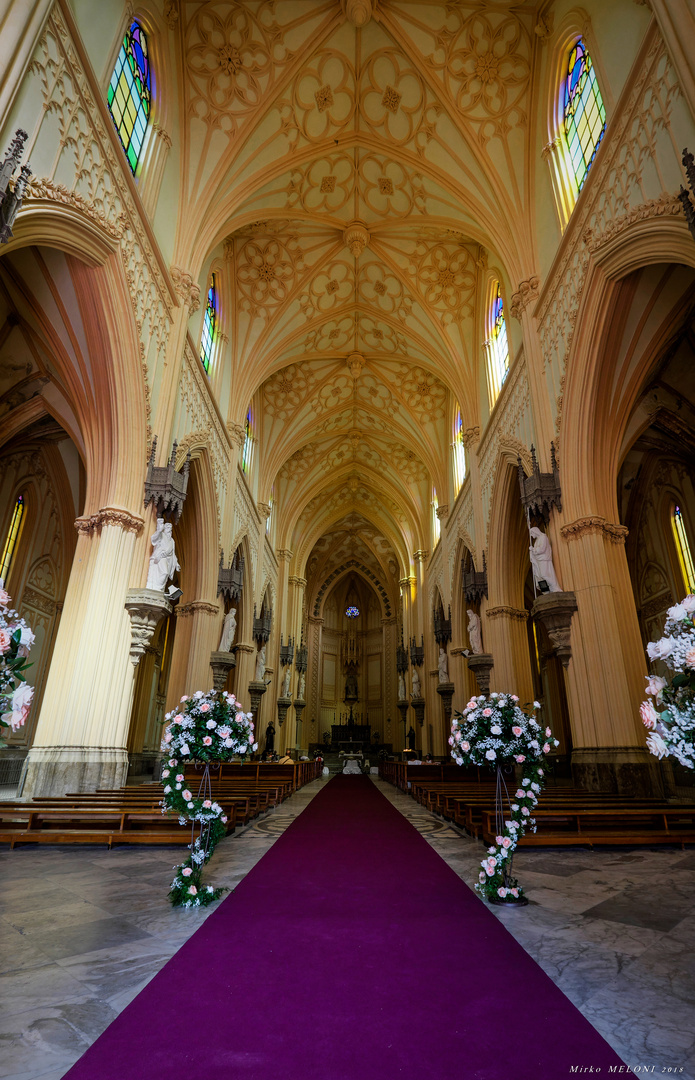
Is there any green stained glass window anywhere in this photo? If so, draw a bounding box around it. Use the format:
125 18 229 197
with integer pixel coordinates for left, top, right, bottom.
107 21 151 175
200 276 217 372
563 39 606 193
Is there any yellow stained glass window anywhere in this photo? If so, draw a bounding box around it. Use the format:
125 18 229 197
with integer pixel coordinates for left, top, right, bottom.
0 495 24 584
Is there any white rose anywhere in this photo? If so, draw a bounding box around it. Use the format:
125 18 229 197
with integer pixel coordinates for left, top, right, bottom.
6 681 33 730
647 638 674 661
485 749 496 760
667 603 687 621
646 731 669 760
490 725 502 735
681 595 695 615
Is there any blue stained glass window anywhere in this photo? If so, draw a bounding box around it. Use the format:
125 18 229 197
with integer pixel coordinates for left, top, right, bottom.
200 276 217 372
345 606 360 618
563 39 606 193
107 21 151 174
487 283 509 405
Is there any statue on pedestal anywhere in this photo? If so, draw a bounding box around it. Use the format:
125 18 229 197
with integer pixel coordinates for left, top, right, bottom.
265 721 275 753
407 726 416 751
282 667 291 698
218 607 237 652
345 670 358 701
467 609 483 654
438 647 449 683
255 644 266 681
411 668 421 697
529 527 562 593
298 672 306 700
146 518 180 592
398 672 406 700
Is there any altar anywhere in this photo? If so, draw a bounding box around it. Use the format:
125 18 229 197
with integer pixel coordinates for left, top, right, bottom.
331 723 370 750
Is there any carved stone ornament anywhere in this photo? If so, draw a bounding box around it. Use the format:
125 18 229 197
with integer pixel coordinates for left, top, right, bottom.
560 517 629 544
170 266 201 312
409 635 425 667
248 680 268 718
510 277 540 320
465 652 494 695
411 697 426 727
433 606 452 647
531 591 578 669
461 426 480 450
74 506 144 535
486 606 528 622
209 650 236 691
217 548 245 602
175 601 219 619
436 681 455 721
518 443 561 524
253 604 273 644
124 589 173 666
276 697 292 727
342 0 375 26
279 634 295 667
293 699 307 725
462 551 488 605
144 436 191 523
343 220 370 258
346 352 365 379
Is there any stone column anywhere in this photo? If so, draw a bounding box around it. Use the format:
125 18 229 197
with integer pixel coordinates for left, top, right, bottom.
21 508 145 797
165 599 220 708
484 606 534 702
559 517 662 795
306 615 323 747
233 642 256 712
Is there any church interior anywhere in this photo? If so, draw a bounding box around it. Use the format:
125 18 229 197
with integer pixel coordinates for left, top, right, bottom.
1 0 695 1076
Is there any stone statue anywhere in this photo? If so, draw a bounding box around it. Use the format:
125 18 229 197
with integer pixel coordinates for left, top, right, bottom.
398 672 406 700
282 667 291 698
467 609 483 654
345 670 358 700
297 672 306 700
218 607 237 652
438 647 449 683
255 645 266 681
411 668 421 697
146 518 180 592
265 721 275 753
529 526 562 593
407 726 416 751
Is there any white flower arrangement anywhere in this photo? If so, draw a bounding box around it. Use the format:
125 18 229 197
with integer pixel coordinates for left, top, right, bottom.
0 580 35 744
450 693 558 903
640 595 695 770
160 688 259 908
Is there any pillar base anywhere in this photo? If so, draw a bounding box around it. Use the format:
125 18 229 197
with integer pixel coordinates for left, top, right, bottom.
20 745 129 798
466 653 494 695
571 746 667 798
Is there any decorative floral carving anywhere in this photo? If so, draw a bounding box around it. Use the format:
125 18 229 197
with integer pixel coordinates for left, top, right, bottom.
486 606 528 621
561 517 629 544
74 507 144 535
510 277 540 320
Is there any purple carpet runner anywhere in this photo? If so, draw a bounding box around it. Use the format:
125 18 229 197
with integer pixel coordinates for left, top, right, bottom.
65 776 624 1079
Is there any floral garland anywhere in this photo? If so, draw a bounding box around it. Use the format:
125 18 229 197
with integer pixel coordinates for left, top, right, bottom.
161 689 259 908
640 594 695 770
450 693 558 903
0 580 35 745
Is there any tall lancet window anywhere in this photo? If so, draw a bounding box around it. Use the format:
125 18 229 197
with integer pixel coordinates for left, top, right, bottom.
107 21 152 174
200 275 217 373
672 505 695 594
486 282 509 408
432 489 441 544
453 408 466 495
563 39 606 194
0 494 25 584
242 409 253 474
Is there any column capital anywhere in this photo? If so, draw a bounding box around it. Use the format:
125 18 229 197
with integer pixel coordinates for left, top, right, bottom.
288 575 307 588
413 549 429 563
461 426 480 449
560 516 629 544
169 266 201 313
277 548 293 563
175 600 220 618
227 421 246 447
486 605 528 622
510 276 540 320
74 506 144 535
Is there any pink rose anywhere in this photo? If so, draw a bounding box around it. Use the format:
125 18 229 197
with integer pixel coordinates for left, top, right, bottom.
200 703 210 713
461 741 470 751
486 866 495 876
515 754 525 763
203 799 212 808
639 700 658 730
6 681 33 730
482 708 492 717
498 887 507 898
181 867 192 877
448 736 454 746
188 885 197 896
203 736 212 746
545 727 552 737
0 588 11 606
221 815 228 823
511 695 519 702
182 789 192 801
686 647 695 670
502 837 512 849
495 835 504 844
512 726 522 737
542 743 550 754
164 732 173 742
511 888 519 898
176 774 184 782
516 789 526 798
0 628 11 653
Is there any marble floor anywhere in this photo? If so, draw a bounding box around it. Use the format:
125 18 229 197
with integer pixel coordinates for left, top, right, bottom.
0 775 693 1080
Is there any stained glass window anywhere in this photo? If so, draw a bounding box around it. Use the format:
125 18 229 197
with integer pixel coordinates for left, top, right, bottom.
486 283 509 406
107 21 151 175
345 606 360 618
453 408 466 494
242 410 253 473
200 276 217 372
672 506 695 594
0 494 24 583
563 39 606 193
433 489 441 544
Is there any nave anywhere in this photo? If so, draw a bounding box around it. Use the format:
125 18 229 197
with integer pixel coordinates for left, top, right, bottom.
2 775 694 1080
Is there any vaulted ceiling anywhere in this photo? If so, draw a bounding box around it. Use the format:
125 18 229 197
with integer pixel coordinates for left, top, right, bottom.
173 0 540 577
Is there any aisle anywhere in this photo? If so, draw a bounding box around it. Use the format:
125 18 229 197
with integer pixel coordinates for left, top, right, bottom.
64 776 624 1080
